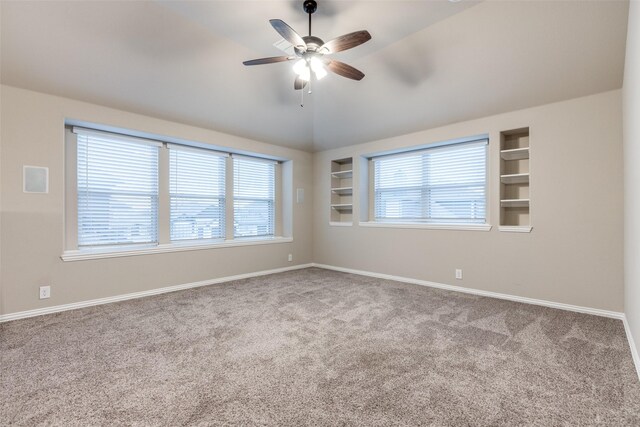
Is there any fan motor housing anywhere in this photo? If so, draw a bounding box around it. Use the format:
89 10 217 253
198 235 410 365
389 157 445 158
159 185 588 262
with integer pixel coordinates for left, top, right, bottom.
303 35 324 52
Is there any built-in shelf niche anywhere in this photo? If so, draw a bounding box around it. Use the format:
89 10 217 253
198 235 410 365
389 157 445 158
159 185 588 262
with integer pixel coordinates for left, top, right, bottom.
499 128 532 232
330 157 353 225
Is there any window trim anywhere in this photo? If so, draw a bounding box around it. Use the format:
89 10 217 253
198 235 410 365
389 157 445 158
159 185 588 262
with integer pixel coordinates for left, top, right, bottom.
367 136 490 228
358 221 492 232
232 155 277 239
63 123 291 261
61 236 293 262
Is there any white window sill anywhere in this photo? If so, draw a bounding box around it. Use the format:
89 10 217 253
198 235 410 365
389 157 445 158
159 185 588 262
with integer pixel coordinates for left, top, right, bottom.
358 221 492 232
61 236 293 261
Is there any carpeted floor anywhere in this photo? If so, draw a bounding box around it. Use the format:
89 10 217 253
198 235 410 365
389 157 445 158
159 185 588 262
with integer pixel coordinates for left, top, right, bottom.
1 267 639 426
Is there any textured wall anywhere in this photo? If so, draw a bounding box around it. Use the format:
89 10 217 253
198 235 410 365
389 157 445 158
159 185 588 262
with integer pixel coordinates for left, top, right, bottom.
314 90 624 312
624 0 640 365
0 85 314 315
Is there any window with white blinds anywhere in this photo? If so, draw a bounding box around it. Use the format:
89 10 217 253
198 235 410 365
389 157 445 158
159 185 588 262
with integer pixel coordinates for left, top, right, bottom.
233 157 276 238
373 140 487 224
67 125 286 256
169 146 226 241
76 130 159 247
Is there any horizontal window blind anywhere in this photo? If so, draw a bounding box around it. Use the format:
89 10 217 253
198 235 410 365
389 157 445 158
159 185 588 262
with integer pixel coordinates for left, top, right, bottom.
233 157 276 238
76 130 159 247
373 140 487 224
169 147 226 241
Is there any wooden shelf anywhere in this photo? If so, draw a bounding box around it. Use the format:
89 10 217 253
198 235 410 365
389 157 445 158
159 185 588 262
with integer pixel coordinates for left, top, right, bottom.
331 170 353 179
500 173 530 184
332 158 352 165
500 199 530 208
500 147 529 161
331 203 353 211
331 157 353 224
500 128 530 229
331 187 353 196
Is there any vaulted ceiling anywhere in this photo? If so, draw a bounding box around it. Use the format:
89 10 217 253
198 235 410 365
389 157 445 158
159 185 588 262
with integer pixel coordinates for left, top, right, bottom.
0 1 629 152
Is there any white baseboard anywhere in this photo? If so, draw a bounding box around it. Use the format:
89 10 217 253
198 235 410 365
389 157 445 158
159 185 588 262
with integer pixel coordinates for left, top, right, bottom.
312 263 640 381
0 263 314 323
311 263 624 319
622 316 640 381
2 261 638 383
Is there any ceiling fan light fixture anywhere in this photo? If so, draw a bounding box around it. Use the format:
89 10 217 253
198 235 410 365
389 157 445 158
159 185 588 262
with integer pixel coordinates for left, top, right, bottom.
310 57 327 80
293 59 306 74
293 59 311 81
243 0 371 95
300 68 311 82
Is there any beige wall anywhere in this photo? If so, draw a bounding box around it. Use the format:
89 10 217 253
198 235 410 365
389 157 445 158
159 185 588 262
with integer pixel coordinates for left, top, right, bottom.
314 90 624 312
0 85 314 315
0 84 627 317
624 1 640 360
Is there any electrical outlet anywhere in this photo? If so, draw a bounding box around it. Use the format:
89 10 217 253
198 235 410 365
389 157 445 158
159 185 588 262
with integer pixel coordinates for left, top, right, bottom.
455 269 463 280
288 254 293 262
39 286 51 299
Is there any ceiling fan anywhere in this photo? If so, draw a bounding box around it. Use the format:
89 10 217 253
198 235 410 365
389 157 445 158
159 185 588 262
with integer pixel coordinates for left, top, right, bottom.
243 0 371 91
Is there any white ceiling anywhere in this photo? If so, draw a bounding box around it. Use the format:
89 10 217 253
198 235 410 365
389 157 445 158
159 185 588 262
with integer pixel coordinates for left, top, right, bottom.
0 0 629 152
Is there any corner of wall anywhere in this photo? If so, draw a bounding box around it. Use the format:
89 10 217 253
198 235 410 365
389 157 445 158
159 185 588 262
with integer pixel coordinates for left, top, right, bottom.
623 0 640 377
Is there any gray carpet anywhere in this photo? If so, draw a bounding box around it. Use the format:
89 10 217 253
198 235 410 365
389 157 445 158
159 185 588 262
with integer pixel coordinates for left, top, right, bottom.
1 267 639 426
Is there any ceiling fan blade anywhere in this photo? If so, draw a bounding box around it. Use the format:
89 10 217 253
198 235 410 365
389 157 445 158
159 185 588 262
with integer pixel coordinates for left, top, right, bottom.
294 77 308 90
325 60 365 81
243 56 293 66
319 30 371 54
270 19 306 50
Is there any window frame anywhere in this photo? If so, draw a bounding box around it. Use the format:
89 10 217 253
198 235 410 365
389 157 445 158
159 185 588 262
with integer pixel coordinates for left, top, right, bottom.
168 145 228 242
232 155 277 239
63 125 290 261
362 137 492 232
75 129 161 248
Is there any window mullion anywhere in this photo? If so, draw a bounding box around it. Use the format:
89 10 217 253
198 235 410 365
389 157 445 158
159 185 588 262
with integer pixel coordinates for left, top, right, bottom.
275 163 283 237
422 154 430 220
158 144 170 244
226 155 235 240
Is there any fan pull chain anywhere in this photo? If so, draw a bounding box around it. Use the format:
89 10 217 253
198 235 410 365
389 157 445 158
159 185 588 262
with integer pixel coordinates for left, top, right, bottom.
300 84 304 107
